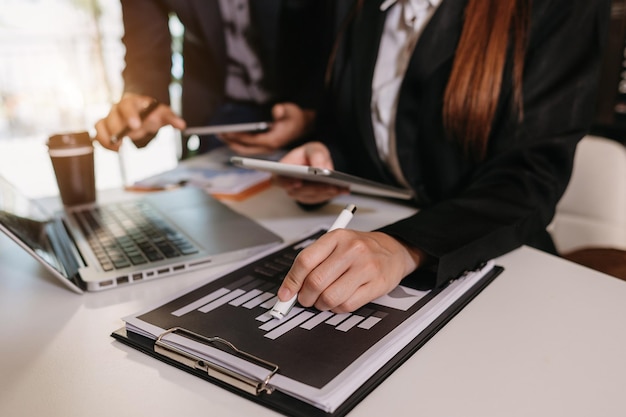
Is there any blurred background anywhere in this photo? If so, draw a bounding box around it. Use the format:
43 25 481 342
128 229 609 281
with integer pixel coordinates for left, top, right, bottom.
2 0 626 200
0 0 180 198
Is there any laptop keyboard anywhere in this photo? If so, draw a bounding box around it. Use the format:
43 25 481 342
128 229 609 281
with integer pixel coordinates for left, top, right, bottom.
73 201 199 271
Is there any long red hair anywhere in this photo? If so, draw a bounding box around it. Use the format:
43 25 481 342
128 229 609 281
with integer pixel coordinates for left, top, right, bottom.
444 0 530 159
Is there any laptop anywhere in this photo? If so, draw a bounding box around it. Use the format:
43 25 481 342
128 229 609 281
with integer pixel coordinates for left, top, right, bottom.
0 175 283 293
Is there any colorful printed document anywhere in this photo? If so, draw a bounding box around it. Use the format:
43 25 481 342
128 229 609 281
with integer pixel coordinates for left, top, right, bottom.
130 148 276 200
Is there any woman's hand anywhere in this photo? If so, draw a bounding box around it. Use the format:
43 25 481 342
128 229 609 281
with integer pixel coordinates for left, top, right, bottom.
276 229 427 313
94 93 186 150
274 141 348 204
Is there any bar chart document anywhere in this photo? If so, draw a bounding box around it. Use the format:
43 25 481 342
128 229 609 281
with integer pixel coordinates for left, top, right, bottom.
113 230 502 416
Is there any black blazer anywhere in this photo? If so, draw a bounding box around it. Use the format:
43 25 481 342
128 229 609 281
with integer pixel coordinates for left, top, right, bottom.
120 0 333 129
319 0 611 287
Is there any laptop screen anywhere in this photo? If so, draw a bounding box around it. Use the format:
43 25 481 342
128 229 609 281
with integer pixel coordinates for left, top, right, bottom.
0 175 50 220
0 175 69 277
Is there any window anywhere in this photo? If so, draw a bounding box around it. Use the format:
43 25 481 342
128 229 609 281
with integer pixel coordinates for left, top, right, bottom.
0 0 177 197
0 0 123 139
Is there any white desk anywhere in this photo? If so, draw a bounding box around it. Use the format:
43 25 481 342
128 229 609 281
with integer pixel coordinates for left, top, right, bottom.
1 186 626 417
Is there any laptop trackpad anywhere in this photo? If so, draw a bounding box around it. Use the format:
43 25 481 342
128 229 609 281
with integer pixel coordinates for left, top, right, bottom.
145 188 280 253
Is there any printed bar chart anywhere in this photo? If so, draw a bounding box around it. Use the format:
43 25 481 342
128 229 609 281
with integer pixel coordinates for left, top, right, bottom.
172 276 397 340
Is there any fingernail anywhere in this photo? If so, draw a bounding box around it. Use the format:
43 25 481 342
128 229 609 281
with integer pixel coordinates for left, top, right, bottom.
277 286 293 301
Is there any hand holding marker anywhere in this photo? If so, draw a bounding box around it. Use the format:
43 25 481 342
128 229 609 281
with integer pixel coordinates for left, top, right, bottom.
269 204 357 319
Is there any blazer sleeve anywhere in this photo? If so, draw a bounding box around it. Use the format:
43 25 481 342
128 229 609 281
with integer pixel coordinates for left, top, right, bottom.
120 0 173 104
274 0 337 110
378 0 611 287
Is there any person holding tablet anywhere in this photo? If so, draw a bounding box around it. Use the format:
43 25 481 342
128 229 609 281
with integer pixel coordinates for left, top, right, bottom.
94 0 335 158
273 0 610 313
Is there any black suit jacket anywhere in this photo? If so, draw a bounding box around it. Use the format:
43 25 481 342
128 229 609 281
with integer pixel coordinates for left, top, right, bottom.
120 0 333 130
319 0 611 287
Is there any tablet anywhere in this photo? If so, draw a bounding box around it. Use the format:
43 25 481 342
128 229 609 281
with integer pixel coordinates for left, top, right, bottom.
184 121 271 136
230 156 414 200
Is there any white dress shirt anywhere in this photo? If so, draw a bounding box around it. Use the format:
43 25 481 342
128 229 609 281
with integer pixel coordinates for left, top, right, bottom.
371 0 442 187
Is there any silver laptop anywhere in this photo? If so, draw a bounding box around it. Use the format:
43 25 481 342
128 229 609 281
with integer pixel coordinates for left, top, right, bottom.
0 175 282 293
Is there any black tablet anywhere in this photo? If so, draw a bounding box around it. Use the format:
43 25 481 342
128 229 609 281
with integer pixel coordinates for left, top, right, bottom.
184 122 271 136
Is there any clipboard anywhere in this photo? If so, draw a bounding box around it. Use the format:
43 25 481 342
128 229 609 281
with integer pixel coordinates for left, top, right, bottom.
111 231 503 417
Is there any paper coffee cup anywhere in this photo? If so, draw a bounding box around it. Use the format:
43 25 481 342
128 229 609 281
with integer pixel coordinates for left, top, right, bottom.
47 131 96 206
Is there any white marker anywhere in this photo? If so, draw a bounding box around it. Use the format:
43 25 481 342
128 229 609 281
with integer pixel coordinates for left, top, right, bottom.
269 204 357 320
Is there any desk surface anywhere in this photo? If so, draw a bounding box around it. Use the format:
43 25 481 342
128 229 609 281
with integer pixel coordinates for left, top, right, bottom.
1 186 626 417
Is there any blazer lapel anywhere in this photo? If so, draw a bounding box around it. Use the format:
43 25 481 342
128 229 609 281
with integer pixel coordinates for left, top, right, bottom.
408 0 466 81
395 0 466 201
351 0 390 175
249 0 281 67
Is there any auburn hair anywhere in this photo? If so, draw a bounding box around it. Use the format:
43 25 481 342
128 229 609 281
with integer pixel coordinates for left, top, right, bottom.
444 0 530 160
327 0 530 160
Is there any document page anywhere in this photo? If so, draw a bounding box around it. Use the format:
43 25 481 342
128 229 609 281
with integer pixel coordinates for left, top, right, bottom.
129 148 274 199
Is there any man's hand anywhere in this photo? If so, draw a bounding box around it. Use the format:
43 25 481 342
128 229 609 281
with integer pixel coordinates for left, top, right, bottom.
94 93 186 151
220 103 315 155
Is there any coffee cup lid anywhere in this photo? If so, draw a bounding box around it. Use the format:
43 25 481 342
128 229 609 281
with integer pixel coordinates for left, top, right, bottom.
47 131 93 149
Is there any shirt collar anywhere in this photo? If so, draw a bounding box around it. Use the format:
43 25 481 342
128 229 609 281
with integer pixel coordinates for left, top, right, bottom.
380 0 442 12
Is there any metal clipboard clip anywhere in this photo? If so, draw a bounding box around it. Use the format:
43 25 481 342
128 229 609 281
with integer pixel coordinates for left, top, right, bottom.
154 327 279 396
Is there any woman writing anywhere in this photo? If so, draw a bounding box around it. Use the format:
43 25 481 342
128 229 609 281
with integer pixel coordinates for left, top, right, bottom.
274 0 610 313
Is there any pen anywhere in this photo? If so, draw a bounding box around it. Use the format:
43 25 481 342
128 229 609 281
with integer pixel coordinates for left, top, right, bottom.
110 98 160 144
269 203 357 320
